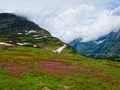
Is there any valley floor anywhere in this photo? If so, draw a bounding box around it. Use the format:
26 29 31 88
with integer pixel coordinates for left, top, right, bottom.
0 46 120 90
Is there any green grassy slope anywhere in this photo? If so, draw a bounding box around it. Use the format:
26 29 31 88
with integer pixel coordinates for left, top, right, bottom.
0 46 120 90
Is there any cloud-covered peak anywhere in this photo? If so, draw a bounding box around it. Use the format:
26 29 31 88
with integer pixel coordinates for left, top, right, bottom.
0 0 120 43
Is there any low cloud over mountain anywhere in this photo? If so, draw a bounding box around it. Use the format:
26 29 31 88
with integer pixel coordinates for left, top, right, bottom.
0 0 120 42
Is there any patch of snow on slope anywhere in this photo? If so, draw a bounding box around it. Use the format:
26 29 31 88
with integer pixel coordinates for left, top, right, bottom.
95 40 105 44
17 42 29 45
0 42 13 46
26 30 36 34
53 44 67 53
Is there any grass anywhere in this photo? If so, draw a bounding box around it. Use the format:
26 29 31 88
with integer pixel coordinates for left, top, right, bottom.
0 46 120 90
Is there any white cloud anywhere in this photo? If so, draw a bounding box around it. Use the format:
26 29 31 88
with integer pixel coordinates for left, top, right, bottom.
45 5 120 42
80 10 120 42
112 6 120 16
45 4 97 42
0 0 120 43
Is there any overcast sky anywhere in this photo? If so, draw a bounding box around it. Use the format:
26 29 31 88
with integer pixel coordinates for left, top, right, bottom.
0 0 120 42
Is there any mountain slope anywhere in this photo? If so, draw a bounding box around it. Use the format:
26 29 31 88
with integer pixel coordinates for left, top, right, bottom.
91 31 120 58
0 13 50 35
70 30 120 58
0 13 65 50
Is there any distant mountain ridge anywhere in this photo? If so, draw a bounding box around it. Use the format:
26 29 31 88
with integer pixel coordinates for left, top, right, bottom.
70 30 120 58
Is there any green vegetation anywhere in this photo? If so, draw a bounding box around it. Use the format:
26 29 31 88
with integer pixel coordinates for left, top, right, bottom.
0 46 120 90
0 13 51 43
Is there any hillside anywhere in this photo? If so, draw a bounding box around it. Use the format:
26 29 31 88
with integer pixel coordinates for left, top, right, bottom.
70 30 120 59
0 13 120 90
0 13 64 50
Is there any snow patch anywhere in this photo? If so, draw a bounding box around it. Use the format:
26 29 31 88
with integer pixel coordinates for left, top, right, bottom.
17 42 29 46
33 45 37 47
17 33 22 35
44 36 47 38
34 36 47 40
34 37 44 40
0 42 13 46
95 40 105 44
26 30 36 34
33 35 40 37
53 44 67 53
